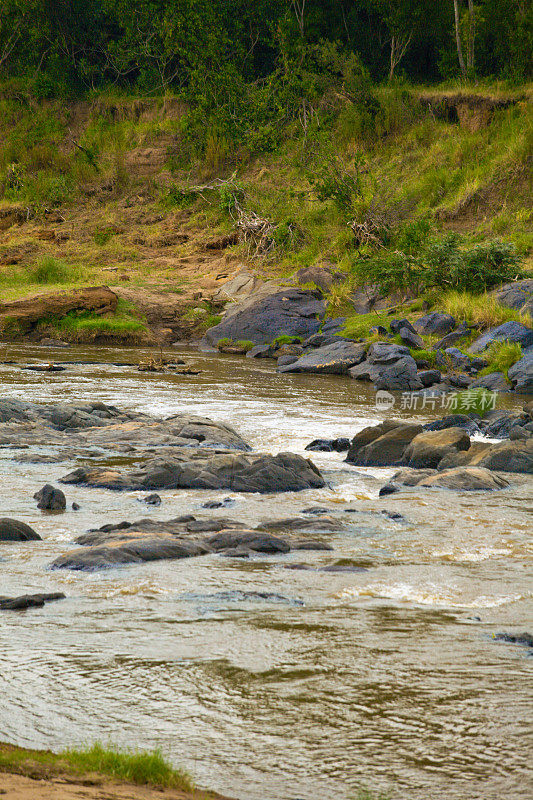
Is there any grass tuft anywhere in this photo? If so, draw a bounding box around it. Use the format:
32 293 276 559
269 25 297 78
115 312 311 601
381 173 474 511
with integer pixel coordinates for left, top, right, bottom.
0 741 193 791
480 341 522 377
440 291 533 329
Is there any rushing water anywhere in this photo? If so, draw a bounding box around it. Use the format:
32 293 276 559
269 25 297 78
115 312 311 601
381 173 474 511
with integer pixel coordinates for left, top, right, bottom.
0 344 531 800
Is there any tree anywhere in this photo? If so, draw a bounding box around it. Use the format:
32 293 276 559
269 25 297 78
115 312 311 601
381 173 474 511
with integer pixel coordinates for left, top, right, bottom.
453 0 466 78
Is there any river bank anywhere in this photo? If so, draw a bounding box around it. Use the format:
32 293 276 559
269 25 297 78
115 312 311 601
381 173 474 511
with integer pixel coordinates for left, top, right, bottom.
0 742 230 800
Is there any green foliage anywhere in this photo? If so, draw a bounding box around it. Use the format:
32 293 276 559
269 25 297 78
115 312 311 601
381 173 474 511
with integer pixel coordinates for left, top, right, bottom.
342 312 391 339
216 337 232 347
272 334 302 346
440 291 533 329
93 227 115 246
480 341 522 377
0 742 193 791
410 348 438 367
354 235 523 297
28 257 80 285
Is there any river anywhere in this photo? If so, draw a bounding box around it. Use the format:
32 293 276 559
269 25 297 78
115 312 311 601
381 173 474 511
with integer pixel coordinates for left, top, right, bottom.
0 344 531 800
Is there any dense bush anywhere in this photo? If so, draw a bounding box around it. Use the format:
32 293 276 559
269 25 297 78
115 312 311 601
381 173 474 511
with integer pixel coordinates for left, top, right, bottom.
355 235 522 296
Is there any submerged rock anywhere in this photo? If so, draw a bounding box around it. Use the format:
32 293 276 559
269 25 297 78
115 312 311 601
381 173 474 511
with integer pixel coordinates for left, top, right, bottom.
0 592 65 610
305 437 350 452
0 518 41 541
493 632 533 648
49 515 334 571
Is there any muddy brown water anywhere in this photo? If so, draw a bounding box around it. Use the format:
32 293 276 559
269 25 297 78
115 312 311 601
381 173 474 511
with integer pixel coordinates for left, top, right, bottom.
0 345 531 800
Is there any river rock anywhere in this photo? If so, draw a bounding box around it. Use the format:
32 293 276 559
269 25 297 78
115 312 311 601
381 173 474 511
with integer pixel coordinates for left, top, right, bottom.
278 340 367 375
0 400 251 453
418 369 442 388
204 288 326 346
50 538 211 570
390 319 418 336
374 356 423 391
0 592 65 610
413 313 456 336
34 484 66 511
507 351 533 394
439 438 533 474
470 372 510 392
424 414 481 435
492 279 533 316
60 451 326 492
305 437 350 452
468 321 533 354
493 632 533 648
398 327 425 349
0 518 41 541
380 466 509 492
402 428 471 469
346 421 424 466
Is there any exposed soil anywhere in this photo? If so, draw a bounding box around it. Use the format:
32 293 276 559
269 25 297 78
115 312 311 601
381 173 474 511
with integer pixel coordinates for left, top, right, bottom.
0 771 230 800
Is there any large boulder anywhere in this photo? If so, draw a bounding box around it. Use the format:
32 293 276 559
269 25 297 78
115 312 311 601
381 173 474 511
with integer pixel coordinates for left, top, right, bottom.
402 428 471 468
374 356 423 391
349 342 422 389
439 438 533 474
492 279 533 316
380 467 509 493
60 451 326 493
507 352 533 394
346 421 424 466
278 340 367 375
204 288 326 346
0 518 41 541
468 321 533 354
413 312 456 336
470 372 510 392
294 265 345 292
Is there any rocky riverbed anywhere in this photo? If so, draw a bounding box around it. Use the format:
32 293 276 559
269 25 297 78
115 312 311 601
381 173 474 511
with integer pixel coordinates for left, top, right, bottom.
1 344 532 800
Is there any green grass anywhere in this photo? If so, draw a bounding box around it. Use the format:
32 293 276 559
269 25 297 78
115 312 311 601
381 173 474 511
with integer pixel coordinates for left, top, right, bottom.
341 312 391 339
272 334 302 346
440 291 533 329
480 341 522 377
57 311 146 336
0 257 82 289
0 741 194 791
410 348 438 367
